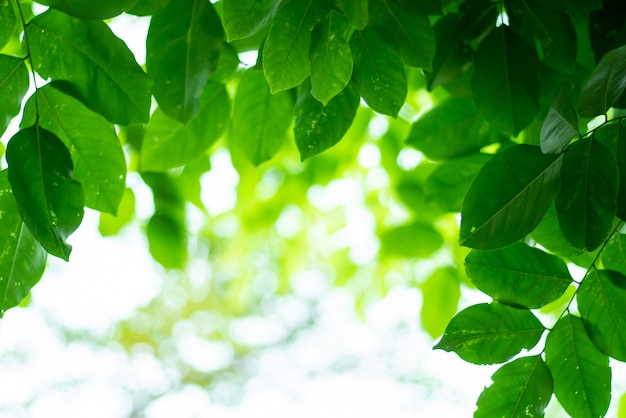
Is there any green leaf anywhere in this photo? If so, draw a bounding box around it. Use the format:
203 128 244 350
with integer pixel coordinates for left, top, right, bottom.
434 302 545 365
6 125 84 260
26 10 152 125
332 0 367 30
126 0 171 16
141 82 230 171
350 27 407 117
0 0 16 49
475 356 553 418
603 233 626 276
614 122 626 220
309 11 353 105
209 42 241 84
222 0 279 41
231 69 293 165
555 137 618 251
0 170 47 317
368 0 435 70
460 145 562 250
540 83 578 154
147 212 187 270
99 188 135 237
530 203 583 259
262 0 328 93
578 269 626 361
41 0 140 19
406 98 505 161
146 0 223 124
577 45 626 118
545 315 611 418
295 82 359 160
0 55 29 136
465 243 572 309
379 221 443 259
420 267 461 339
544 0 601 14
22 85 126 215
472 27 541 136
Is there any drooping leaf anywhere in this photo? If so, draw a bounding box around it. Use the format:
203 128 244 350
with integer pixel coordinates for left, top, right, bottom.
332 0 367 30
21 85 126 215
0 55 29 137
460 144 562 250
420 267 461 339
222 0 279 41
379 221 443 259
295 83 359 160
472 26 541 136
577 45 626 118
434 302 545 365
475 356 553 418
262 0 328 93
26 10 152 125
141 82 230 171
231 69 293 165
99 188 135 237
6 125 84 260
603 233 626 276
147 212 187 270
545 315 611 418
0 170 47 317
0 0 16 49
406 98 505 161
39 0 139 19
146 0 223 123
350 27 406 117
555 137 618 251
540 83 579 154
465 243 572 309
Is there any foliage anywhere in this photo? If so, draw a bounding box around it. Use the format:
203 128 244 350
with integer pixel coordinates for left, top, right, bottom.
1 0 626 416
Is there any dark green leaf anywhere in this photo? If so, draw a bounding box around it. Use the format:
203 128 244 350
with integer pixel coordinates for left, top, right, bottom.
475 356 553 418
222 0 279 41
0 170 47 317
603 233 626 276
379 222 443 258
126 0 170 15
0 0 16 49
350 27 406 117
209 42 241 84
614 122 626 220
544 0 601 14
147 212 187 270
434 302 545 365
420 267 461 339
460 145 562 250
6 125 84 260
465 243 572 309
545 315 611 418
147 0 223 123
295 83 359 160
472 27 541 136
540 83 578 154
577 45 626 118
332 0 368 30
555 137 618 251
0 55 29 137
141 82 230 171
530 203 583 259
27 10 152 125
42 0 140 19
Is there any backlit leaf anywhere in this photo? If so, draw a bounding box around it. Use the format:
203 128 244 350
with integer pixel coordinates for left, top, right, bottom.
420 267 461 339
0 0 15 49
379 221 443 259
147 213 187 270
0 55 29 137
332 0 367 30
540 83 578 154
222 0 279 41
41 0 139 19
99 188 135 237
577 45 626 118
603 233 626 276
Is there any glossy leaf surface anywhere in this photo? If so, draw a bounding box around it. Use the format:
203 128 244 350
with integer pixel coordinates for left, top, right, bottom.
540 83 578 154
222 0 278 41
577 45 626 117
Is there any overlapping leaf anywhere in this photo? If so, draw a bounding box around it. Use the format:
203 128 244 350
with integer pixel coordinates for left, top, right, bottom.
332 0 367 30
41 0 140 19
540 83 578 154
222 0 278 40
577 45 626 117
0 55 29 137
0 0 15 49
530 204 583 259
603 233 626 276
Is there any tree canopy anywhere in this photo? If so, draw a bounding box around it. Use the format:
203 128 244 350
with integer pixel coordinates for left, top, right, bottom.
2 0 626 416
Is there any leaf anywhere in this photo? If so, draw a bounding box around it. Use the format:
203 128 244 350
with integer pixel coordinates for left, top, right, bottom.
0 55 29 137
545 315 611 418
544 0 601 14
615 122 626 220
578 269 626 361
530 203 583 259
209 42 241 84
309 11 353 105
577 45 626 118
472 27 541 136
21 85 126 215
147 212 187 270
0 0 16 49
6 125 84 260
222 0 279 41
41 0 140 19
126 0 171 16
379 222 443 259
368 0 435 70
99 188 135 237
262 0 328 93
420 267 461 339
0 170 47 317
231 69 293 166
26 10 152 125
434 302 545 365
475 356 553 418
141 82 230 171
555 137 618 251
460 145 562 250
350 27 407 117
540 83 579 154
406 98 505 161
465 243 572 309
332 0 367 30
294 83 359 160
146 0 223 124
603 233 626 276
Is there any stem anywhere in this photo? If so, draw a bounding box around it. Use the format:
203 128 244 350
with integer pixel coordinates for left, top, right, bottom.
13 0 40 124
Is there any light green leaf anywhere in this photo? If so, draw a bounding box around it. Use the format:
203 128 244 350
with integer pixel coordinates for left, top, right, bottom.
22 85 126 215
332 0 367 30
555 137 618 251
27 10 152 125
350 27 407 117
231 69 293 165
262 0 328 93
99 188 135 237
222 0 279 41
141 82 230 171
6 125 84 260
540 83 578 154
0 170 47 317
41 0 139 19
0 0 16 49
472 27 541 136
475 356 553 418
420 267 461 339
577 45 626 117
603 233 626 276
545 315 611 418
0 55 29 137
147 213 187 270
460 144 562 250
434 302 545 365
379 221 443 259
465 243 572 309
147 0 223 123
